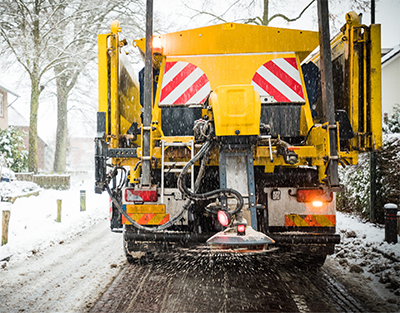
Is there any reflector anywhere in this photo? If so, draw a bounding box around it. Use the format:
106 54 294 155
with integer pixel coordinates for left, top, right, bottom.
124 188 157 203
217 210 231 227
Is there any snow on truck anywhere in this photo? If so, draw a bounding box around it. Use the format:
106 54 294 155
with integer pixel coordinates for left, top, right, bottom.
95 9 382 266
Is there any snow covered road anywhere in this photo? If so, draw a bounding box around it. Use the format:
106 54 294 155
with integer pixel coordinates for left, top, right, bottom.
0 219 125 312
0 173 399 312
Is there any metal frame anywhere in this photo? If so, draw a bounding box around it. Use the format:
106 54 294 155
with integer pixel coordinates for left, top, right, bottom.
219 144 258 229
161 140 194 204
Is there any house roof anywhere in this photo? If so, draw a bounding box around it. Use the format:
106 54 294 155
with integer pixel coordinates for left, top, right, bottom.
8 106 29 127
382 44 400 65
0 82 19 98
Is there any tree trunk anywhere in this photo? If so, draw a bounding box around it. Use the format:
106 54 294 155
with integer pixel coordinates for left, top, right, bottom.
53 77 68 173
28 79 40 173
263 0 269 25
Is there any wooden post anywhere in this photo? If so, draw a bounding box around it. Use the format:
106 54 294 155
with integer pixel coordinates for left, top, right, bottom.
80 190 86 212
2 210 11 246
56 199 62 222
142 0 154 186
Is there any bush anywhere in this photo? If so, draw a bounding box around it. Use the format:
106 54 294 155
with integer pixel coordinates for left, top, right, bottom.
383 103 400 134
337 153 370 216
338 108 400 223
0 126 28 172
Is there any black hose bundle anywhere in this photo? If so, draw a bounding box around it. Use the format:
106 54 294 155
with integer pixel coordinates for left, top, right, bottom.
106 138 244 232
177 140 244 215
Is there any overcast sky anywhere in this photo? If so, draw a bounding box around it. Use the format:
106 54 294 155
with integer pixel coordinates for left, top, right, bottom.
3 0 400 145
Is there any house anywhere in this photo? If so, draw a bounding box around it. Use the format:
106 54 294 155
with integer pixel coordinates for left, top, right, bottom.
381 45 400 116
67 137 94 172
0 83 19 130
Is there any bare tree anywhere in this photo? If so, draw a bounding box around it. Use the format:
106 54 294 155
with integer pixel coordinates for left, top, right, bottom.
0 0 70 172
183 0 371 29
0 0 144 173
49 1 145 173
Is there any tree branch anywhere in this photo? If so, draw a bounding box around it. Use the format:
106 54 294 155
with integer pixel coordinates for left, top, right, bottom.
268 0 315 24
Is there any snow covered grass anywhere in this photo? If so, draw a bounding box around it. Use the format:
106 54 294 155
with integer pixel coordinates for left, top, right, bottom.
332 212 400 304
0 172 109 263
0 181 40 198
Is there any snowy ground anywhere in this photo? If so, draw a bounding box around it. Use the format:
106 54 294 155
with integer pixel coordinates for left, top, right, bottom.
0 173 109 263
0 172 126 312
326 212 400 310
0 176 399 311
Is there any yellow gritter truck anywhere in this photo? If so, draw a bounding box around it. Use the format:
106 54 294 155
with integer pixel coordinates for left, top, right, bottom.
95 10 382 266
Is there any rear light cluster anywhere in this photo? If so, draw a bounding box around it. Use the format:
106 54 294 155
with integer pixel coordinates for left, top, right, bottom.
124 188 157 203
296 189 333 206
217 210 247 236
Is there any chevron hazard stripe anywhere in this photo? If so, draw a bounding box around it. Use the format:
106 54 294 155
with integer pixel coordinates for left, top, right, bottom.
251 57 305 103
159 61 211 105
122 213 169 225
285 214 336 227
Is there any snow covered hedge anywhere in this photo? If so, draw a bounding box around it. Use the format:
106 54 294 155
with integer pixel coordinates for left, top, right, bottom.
338 108 400 223
0 126 28 172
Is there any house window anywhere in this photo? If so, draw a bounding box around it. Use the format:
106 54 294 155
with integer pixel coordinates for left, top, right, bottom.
0 93 3 117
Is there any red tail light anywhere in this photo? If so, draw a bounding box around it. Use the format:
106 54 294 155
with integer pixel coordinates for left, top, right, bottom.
237 224 246 236
296 189 333 203
124 188 157 203
217 210 231 227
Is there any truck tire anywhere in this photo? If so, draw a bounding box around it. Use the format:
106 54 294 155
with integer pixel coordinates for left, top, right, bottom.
123 225 137 263
110 202 122 231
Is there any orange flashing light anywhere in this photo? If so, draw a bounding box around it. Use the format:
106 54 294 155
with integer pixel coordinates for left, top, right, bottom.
152 36 163 54
297 189 333 203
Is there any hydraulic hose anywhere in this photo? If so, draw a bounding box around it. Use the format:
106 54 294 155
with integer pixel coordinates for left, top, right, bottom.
177 141 244 215
106 141 213 232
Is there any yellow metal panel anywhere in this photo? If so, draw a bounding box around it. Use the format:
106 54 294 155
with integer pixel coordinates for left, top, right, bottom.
98 34 109 120
125 204 165 214
120 115 131 135
348 26 360 150
134 23 319 62
370 24 382 150
210 85 260 136
119 53 142 130
110 20 120 149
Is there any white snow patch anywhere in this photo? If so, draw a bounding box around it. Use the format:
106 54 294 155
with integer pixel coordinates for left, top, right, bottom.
0 172 109 263
329 211 400 307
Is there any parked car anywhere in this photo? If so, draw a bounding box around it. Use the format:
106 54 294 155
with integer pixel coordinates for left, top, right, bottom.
1 167 16 182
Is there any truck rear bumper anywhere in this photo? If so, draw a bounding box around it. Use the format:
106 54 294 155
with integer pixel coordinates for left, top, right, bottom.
125 230 340 245
270 233 340 245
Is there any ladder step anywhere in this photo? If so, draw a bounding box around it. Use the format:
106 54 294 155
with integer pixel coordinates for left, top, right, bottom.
163 169 191 173
163 162 188 166
163 142 193 147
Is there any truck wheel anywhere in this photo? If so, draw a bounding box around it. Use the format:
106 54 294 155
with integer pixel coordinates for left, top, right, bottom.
110 203 122 231
123 225 137 263
123 238 136 264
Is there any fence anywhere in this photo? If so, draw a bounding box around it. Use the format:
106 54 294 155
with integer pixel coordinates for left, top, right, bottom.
15 173 70 190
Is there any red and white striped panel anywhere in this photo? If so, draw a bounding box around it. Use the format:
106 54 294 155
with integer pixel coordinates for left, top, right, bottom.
159 61 211 105
251 58 305 103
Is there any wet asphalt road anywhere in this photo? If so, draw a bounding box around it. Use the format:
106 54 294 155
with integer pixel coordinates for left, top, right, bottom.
91 252 366 313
